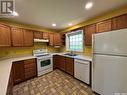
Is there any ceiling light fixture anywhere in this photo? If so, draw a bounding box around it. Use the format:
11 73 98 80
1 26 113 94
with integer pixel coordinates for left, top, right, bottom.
85 2 93 10
52 23 56 27
68 23 72 26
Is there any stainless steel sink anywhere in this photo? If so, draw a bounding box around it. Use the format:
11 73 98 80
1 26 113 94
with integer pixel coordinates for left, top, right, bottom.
64 53 77 56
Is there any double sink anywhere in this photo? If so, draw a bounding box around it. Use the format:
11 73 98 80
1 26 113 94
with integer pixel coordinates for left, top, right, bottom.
64 53 77 57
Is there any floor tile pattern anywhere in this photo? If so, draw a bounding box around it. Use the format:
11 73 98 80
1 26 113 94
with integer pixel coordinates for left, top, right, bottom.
13 69 95 95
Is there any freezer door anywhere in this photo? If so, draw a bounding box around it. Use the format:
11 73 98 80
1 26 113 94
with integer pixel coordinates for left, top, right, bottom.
92 54 127 95
93 28 127 56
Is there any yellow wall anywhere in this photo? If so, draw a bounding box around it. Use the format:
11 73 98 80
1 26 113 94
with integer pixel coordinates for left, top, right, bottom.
0 20 59 58
0 43 59 58
60 5 127 56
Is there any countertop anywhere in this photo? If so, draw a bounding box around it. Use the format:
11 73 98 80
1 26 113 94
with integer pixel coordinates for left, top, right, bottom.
51 53 92 61
0 55 36 95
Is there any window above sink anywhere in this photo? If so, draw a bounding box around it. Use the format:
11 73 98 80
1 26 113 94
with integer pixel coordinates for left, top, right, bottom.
66 30 84 52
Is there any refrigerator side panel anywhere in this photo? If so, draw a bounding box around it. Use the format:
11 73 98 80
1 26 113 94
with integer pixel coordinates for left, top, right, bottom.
94 29 127 56
92 54 127 95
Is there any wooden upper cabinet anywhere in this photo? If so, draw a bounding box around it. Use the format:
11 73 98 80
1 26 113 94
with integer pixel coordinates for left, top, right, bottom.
112 14 127 30
49 33 54 46
85 24 96 46
53 33 62 46
0 24 11 46
96 19 112 33
23 29 34 46
11 27 24 46
34 31 43 39
43 32 49 39
60 33 65 46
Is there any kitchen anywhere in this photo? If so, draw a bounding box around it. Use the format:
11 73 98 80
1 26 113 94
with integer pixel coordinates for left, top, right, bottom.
0 0 127 95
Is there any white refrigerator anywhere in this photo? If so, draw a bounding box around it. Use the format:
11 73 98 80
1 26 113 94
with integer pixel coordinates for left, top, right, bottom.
92 29 127 95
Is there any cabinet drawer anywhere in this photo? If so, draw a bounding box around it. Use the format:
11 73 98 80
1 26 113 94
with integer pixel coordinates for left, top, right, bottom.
24 67 36 72
24 59 35 63
24 62 36 69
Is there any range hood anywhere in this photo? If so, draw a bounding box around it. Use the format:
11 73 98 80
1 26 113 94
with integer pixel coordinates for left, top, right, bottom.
34 39 49 43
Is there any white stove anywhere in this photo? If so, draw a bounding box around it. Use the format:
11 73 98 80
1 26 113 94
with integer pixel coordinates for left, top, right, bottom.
33 49 53 76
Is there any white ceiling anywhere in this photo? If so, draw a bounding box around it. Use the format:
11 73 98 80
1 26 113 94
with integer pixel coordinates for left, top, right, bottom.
10 0 127 29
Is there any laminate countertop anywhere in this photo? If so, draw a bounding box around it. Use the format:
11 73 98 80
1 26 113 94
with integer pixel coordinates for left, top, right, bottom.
52 53 92 61
0 55 36 95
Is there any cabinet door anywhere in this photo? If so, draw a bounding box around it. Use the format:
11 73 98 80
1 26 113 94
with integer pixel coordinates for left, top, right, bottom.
59 56 66 71
112 14 127 30
96 19 112 33
11 27 24 46
6 68 13 95
53 55 59 69
13 61 24 84
85 24 96 46
23 29 34 46
43 32 49 39
49 33 54 46
53 33 62 46
34 31 43 39
65 57 74 76
60 33 65 45
24 58 37 80
0 24 11 46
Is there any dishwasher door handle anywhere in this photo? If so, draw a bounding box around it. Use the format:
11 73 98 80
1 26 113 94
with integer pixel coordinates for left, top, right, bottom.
75 61 89 65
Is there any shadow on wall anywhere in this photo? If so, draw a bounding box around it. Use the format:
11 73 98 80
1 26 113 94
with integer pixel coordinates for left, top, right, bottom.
0 43 59 58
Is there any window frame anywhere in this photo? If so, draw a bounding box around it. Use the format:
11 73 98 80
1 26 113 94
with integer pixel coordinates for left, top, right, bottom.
66 29 84 52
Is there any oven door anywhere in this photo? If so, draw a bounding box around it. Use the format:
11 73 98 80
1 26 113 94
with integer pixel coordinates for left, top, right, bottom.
37 57 52 71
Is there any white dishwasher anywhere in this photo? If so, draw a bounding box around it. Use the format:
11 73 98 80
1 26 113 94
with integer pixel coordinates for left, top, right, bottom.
74 59 91 85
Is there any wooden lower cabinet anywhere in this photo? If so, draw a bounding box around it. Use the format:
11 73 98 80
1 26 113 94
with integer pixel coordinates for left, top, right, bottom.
6 68 13 95
53 55 59 69
65 57 74 76
13 61 24 84
59 56 66 71
53 55 74 76
6 58 37 94
13 58 37 84
53 55 66 71
24 59 37 80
